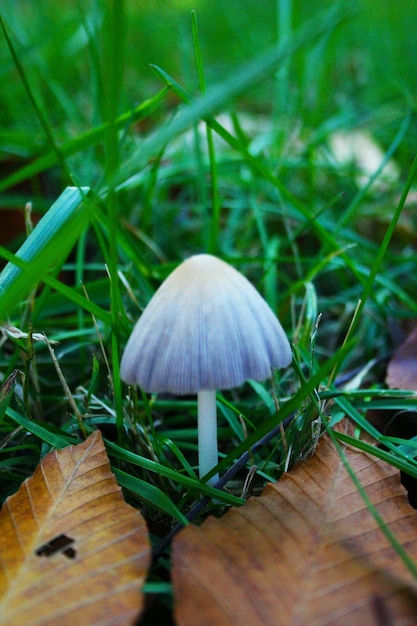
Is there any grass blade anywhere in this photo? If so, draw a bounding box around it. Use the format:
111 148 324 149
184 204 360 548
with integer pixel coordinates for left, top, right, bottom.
0 90 168 194
113 468 189 525
0 186 90 321
191 10 221 254
116 6 352 190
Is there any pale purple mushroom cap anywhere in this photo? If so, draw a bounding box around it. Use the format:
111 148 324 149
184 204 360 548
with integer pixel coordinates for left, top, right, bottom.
120 254 291 394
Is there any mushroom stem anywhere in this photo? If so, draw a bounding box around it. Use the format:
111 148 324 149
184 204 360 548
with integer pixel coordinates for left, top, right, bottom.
197 389 219 485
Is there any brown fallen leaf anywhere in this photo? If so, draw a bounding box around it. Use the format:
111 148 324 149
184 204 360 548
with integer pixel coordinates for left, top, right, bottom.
172 422 417 625
386 326 417 391
0 430 151 626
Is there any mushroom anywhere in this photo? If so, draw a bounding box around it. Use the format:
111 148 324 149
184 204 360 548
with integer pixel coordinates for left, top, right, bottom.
120 254 291 484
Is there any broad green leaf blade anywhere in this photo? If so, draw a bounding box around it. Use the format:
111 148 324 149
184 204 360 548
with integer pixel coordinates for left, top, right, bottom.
0 186 90 321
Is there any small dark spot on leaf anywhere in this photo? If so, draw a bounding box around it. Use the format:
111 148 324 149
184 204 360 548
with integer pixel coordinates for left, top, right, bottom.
35 534 76 559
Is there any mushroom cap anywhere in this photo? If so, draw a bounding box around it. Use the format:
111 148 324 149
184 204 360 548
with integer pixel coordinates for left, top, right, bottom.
120 254 291 394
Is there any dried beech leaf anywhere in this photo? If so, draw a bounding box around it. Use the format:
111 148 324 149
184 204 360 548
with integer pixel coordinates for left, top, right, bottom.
173 423 417 625
0 430 151 625
386 326 417 391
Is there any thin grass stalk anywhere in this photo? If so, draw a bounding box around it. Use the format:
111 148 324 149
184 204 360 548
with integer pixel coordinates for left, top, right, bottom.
0 16 72 186
328 427 417 580
275 0 292 116
335 111 411 231
191 11 221 255
331 152 417 380
103 1 125 441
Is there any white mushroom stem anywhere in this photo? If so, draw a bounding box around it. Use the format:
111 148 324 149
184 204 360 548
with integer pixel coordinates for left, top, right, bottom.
197 389 219 485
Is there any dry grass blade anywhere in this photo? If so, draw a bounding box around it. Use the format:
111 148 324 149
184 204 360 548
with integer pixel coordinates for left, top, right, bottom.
172 422 417 625
0 431 151 625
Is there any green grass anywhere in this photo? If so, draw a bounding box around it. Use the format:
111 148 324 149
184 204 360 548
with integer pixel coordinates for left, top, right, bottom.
1 0 417 620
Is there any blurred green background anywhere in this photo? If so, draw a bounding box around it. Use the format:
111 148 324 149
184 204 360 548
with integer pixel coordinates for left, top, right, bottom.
0 0 416 273
1 0 416 271
2 0 416 155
